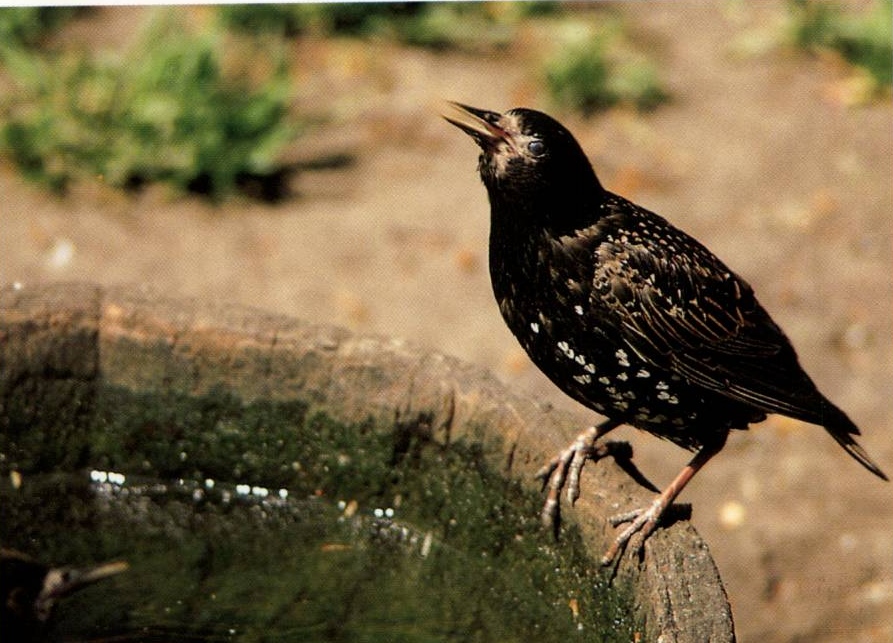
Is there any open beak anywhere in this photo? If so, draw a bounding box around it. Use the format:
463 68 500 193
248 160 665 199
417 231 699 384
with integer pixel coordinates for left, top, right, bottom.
442 101 511 149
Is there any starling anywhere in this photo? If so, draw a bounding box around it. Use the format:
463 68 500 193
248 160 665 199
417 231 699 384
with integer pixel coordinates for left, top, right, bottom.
0 548 128 642
443 102 888 564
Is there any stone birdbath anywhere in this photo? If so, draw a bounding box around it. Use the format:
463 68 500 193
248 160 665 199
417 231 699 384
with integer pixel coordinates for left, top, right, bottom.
1 282 734 642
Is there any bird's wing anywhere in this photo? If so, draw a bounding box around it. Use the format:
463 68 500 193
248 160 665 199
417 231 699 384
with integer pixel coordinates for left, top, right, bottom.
590 233 829 425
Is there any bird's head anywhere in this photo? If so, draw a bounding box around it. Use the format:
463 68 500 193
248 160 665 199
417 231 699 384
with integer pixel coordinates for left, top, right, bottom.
33 560 129 621
1 548 128 641
443 102 603 218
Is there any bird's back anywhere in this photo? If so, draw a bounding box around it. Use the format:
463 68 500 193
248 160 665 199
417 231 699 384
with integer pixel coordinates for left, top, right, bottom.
491 191 887 478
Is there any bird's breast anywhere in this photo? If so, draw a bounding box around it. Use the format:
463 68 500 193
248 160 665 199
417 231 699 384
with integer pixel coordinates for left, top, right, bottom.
489 235 710 437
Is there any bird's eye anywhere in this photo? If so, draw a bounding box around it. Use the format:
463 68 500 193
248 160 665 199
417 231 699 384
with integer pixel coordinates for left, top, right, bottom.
527 140 545 156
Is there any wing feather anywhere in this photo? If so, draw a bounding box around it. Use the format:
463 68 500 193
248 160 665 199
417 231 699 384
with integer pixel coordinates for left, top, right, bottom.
593 240 827 423
576 197 885 479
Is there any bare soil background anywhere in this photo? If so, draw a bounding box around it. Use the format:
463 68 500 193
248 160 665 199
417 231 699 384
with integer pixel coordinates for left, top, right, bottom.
1 3 891 642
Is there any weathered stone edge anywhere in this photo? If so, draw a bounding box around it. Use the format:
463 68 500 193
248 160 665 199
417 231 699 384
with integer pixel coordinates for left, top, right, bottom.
0 281 735 643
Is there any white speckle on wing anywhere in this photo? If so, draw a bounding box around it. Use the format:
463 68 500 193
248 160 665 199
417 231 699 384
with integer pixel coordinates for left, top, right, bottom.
613 400 629 411
667 395 679 404
657 391 671 400
530 322 540 334
558 342 586 362
615 348 630 367
575 354 586 365
574 305 584 315
584 363 596 373
616 372 628 381
557 341 576 359
622 391 636 399
636 369 650 378
573 374 592 384
593 403 605 411
656 381 669 391
598 376 610 385
673 418 686 426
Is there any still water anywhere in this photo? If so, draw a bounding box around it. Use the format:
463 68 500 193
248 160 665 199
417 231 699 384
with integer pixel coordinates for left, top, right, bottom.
1 389 634 642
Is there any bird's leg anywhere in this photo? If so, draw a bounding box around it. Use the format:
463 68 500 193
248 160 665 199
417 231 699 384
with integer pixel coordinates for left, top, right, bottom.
601 437 725 565
535 419 621 534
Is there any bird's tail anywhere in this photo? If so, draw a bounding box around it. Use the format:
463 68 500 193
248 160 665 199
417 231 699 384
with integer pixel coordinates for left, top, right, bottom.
822 402 888 481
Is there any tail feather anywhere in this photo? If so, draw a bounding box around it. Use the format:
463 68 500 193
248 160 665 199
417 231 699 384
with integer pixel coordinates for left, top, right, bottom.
822 402 888 481
827 431 888 481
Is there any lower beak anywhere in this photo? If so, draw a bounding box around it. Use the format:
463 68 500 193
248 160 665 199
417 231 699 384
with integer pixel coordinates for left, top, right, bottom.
442 101 510 148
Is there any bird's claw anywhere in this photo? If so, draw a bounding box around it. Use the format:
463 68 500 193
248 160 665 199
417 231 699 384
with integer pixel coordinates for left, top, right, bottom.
607 508 643 526
601 497 666 565
534 455 561 489
566 445 593 505
535 426 612 535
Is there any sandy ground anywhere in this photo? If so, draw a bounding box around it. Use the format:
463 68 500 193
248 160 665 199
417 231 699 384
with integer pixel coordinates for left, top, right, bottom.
2 3 891 642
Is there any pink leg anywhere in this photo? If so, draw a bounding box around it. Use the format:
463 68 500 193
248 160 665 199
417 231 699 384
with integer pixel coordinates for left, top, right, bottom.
601 438 724 565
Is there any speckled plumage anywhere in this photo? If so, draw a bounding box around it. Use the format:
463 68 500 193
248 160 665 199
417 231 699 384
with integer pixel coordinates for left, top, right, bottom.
493 191 781 452
445 103 886 561
451 104 886 476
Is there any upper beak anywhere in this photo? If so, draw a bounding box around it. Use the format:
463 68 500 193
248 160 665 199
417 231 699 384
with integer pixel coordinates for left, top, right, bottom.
442 101 511 149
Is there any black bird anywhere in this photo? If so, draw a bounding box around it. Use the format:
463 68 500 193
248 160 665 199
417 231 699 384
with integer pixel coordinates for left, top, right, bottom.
0 548 128 642
443 102 888 564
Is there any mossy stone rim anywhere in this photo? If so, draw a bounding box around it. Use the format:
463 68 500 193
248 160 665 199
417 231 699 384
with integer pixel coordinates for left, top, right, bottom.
0 282 735 643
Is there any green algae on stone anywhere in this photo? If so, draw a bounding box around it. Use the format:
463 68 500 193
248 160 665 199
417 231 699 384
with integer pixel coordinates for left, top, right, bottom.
1 385 637 641
0 375 95 473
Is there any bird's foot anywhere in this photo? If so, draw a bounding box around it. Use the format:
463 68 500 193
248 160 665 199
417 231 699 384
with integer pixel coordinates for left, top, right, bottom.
600 496 668 565
534 425 616 536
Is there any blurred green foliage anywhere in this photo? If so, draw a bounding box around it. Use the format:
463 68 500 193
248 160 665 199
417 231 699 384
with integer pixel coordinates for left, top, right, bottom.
215 2 559 51
789 0 892 90
391 2 564 51
391 3 515 50
215 3 666 115
311 1 423 36
0 6 80 49
0 13 299 199
0 3 670 198
216 3 314 37
544 22 668 115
